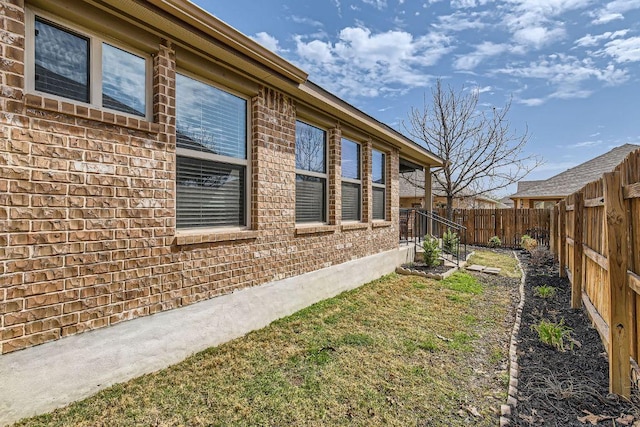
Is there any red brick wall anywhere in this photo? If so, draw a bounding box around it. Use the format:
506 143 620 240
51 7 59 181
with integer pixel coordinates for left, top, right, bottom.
0 1 400 353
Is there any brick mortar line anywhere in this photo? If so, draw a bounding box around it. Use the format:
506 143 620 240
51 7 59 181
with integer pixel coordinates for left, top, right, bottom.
500 251 526 426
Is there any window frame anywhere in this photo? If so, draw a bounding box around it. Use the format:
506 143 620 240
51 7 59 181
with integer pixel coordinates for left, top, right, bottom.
294 120 328 224
341 137 362 222
175 69 252 231
25 7 152 121
371 147 387 221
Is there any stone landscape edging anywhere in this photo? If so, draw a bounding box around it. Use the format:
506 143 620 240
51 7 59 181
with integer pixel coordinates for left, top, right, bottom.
395 265 459 280
500 251 526 426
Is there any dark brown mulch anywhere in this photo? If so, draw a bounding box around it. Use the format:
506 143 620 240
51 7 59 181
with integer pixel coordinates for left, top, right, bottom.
511 250 639 426
401 261 453 275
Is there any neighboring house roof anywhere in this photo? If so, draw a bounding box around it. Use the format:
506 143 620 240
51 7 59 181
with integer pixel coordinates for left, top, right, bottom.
500 196 515 207
399 169 497 203
399 169 426 198
516 180 544 192
510 144 640 200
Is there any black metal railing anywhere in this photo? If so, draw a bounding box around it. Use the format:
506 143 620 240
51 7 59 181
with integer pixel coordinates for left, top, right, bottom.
399 208 467 266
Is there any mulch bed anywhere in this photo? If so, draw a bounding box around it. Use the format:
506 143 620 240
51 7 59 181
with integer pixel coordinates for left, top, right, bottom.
400 261 453 275
511 250 640 426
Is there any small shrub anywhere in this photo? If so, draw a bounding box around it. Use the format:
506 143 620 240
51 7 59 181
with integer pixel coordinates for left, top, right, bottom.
442 228 460 255
422 235 441 267
534 285 556 299
488 236 502 248
520 234 538 251
532 319 573 351
529 246 551 266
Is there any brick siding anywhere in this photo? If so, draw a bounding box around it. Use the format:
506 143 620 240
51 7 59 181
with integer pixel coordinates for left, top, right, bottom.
0 1 400 353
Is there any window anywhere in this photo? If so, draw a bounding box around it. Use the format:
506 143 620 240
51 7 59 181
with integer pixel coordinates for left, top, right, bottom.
341 138 361 221
175 73 248 229
31 15 147 117
372 149 386 220
295 121 327 223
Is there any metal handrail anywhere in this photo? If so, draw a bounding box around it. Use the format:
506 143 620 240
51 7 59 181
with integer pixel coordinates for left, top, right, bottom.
399 208 467 266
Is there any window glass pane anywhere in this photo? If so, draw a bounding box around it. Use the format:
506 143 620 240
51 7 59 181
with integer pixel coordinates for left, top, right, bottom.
176 156 245 228
34 18 89 102
342 182 361 221
296 175 326 223
176 73 247 159
341 138 360 180
372 150 385 184
373 187 385 220
102 44 146 117
295 121 325 173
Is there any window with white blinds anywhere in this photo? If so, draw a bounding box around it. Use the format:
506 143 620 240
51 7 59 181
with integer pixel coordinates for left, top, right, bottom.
295 121 327 223
175 73 248 229
372 149 386 220
341 138 361 221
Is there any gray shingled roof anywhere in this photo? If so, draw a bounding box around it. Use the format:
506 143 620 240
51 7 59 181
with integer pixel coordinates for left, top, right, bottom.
399 169 499 203
510 144 640 199
399 170 427 198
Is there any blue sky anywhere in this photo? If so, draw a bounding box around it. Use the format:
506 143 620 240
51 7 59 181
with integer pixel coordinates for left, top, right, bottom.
192 0 640 196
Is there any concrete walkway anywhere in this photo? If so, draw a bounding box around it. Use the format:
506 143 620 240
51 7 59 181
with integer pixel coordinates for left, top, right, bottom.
0 247 412 426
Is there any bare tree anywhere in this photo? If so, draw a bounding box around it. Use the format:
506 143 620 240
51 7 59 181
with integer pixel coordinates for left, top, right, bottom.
403 79 542 219
295 125 324 172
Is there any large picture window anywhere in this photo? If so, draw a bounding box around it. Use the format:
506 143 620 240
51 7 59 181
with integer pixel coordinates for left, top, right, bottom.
32 15 147 117
341 138 361 221
295 121 327 223
372 149 386 220
175 73 248 229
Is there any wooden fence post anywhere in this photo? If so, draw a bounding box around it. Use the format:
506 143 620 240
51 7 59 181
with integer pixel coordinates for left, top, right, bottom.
572 192 584 309
550 206 556 258
559 200 567 278
603 171 630 398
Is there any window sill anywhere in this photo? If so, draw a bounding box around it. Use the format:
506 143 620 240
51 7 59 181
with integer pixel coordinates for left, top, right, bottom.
174 229 259 245
341 222 369 231
24 94 161 134
295 224 337 235
372 220 392 228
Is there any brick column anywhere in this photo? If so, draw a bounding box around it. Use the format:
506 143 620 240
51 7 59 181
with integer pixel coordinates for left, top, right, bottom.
153 39 177 243
328 126 341 225
251 86 296 232
389 148 399 225
361 138 372 223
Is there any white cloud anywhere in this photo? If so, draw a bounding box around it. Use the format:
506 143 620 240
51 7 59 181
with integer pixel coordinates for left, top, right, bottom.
252 32 281 53
568 140 601 148
495 54 629 104
432 11 487 32
593 12 624 24
290 16 324 27
513 26 566 49
591 0 640 24
502 0 591 50
518 97 545 106
603 36 640 62
453 41 510 70
362 0 387 9
293 26 452 98
575 30 629 47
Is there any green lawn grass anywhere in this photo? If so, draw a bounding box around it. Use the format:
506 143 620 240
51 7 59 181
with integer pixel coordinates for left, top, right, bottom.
15 250 518 427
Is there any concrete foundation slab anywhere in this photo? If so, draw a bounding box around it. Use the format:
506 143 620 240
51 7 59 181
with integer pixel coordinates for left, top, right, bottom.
0 246 413 426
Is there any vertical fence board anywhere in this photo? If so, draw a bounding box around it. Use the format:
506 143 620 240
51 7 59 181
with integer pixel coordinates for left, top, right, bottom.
559 200 567 278
572 192 584 309
603 171 630 398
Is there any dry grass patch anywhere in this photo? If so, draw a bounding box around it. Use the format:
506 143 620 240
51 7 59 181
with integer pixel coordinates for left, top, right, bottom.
467 249 521 278
15 254 518 427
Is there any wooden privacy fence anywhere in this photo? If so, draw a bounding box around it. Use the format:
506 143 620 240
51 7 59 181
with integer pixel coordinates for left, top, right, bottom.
434 208 550 248
550 147 640 397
